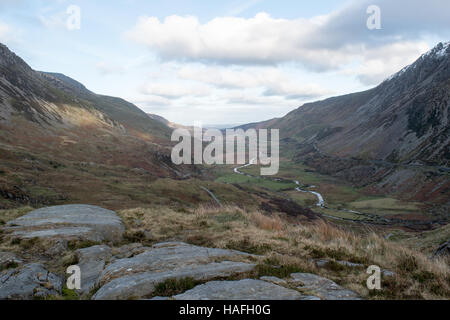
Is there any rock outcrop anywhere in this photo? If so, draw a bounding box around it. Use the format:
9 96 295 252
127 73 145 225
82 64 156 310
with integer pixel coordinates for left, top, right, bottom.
5 205 125 242
0 263 62 300
291 273 361 300
75 245 112 295
174 279 319 300
92 242 256 300
0 205 363 301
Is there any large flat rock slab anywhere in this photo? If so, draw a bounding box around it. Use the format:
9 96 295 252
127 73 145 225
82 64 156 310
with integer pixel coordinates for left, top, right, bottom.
97 242 252 286
93 261 255 300
290 273 361 300
0 263 62 300
92 242 256 300
5 205 125 242
174 279 319 300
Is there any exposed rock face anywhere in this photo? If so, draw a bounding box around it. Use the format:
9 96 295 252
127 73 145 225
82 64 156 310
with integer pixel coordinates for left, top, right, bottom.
291 273 361 300
174 279 318 300
0 239 365 300
0 263 62 300
5 205 125 242
93 261 255 300
75 245 112 295
111 243 150 260
0 203 364 301
97 242 252 286
92 242 256 300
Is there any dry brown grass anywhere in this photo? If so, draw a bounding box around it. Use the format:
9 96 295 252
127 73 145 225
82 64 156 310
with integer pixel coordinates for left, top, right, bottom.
118 205 450 300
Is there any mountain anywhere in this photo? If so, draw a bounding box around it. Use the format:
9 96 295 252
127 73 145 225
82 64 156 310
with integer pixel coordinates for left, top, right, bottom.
239 42 450 205
0 43 195 209
0 44 170 140
242 42 450 166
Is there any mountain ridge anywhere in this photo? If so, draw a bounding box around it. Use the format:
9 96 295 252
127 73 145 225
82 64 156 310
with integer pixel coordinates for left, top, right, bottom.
239 41 450 167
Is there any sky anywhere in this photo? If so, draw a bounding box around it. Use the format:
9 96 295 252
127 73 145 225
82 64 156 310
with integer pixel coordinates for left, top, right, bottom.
0 0 449 125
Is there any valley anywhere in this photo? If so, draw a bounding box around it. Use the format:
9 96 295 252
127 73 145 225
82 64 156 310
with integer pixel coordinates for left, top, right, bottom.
0 41 449 300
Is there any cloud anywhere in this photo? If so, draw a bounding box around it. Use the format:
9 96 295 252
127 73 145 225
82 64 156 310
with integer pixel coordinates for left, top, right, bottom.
341 41 430 85
126 12 324 66
126 0 449 73
178 65 331 98
139 83 211 99
262 82 332 100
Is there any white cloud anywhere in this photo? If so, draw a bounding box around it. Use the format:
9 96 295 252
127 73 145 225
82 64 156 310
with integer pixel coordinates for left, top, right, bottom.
123 0 449 124
342 41 430 85
126 0 449 76
139 83 211 99
178 65 332 98
127 12 328 67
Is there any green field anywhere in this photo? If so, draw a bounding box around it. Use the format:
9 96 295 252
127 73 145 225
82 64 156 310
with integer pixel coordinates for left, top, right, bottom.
212 158 427 223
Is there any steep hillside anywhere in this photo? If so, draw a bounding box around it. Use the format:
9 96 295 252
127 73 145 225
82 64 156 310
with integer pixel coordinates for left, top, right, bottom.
244 42 449 166
0 43 170 140
0 43 198 209
238 42 450 206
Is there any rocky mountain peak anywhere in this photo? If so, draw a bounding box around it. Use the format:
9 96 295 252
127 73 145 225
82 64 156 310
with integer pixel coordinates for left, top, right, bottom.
0 43 32 73
383 41 450 84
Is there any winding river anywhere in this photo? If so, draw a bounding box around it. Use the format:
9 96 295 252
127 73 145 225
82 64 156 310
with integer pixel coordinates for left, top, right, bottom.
232 157 438 227
234 157 325 207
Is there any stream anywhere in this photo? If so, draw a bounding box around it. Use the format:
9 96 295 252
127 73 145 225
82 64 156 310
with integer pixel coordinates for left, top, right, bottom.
234 157 325 208
231 158 440 227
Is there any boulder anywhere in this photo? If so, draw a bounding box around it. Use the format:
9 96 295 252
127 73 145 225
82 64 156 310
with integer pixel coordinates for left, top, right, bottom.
0 263 62 300
291 273 361 300
92 242 256 300
97 242 252 286
93 261 255 300
75 245 112 295
5 205 125 243
174 279 319 300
